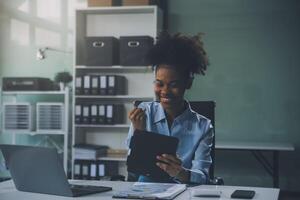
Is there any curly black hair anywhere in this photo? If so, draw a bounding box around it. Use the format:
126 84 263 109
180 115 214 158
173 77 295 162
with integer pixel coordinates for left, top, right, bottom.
147 32 209 78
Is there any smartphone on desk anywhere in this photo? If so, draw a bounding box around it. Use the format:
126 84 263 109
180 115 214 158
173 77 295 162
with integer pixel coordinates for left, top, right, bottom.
231 190 255 199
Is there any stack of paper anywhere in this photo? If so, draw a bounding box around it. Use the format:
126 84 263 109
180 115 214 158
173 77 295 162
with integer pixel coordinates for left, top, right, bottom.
74 144 108 160
113 182 186 200
106 149 127 158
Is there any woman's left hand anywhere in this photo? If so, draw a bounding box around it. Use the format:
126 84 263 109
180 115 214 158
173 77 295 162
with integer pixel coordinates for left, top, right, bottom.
156 154 183 177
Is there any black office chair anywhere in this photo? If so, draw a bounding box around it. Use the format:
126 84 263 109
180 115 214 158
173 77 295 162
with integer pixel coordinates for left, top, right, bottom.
190 101 223 185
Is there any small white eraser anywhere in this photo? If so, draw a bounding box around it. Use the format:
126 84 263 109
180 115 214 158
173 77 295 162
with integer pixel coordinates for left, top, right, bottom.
191 189 222 197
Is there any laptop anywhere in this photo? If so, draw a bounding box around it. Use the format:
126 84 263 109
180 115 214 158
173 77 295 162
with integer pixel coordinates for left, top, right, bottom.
0 144 112 197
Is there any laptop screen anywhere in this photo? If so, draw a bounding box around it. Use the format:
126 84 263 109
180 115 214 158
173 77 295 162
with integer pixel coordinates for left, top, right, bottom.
0 144 72 196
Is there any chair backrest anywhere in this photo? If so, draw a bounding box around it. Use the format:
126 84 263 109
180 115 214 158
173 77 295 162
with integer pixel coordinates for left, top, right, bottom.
190 101 216 179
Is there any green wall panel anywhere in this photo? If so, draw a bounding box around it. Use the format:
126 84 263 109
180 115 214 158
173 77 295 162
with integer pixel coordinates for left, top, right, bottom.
169 0 300 142
168 0 300 189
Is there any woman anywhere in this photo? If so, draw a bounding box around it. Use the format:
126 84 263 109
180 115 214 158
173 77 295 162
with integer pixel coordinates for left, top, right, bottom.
126 32 213 184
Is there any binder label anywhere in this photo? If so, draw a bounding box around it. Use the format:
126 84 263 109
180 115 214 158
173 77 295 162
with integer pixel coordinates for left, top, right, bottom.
84 76 90 88
108 76 115 87
98 164 105 176
91 77 98 87
83 106 89 117
90 163 97 177
99 105 105 116
74 164 80 175
75 105 81 115
100 76 107 88
106 105 113 118
82 166 89 176
91 105 97 116
75 77 82 87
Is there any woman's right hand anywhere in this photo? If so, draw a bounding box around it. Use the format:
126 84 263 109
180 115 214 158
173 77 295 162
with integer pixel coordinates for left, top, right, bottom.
128 108 146 131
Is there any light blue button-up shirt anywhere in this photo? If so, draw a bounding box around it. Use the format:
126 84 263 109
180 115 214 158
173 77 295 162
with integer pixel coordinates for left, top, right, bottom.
126 101 213 184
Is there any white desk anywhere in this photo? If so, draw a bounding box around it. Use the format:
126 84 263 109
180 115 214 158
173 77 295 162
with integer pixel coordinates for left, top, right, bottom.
0 180 280 200
215 141 295 188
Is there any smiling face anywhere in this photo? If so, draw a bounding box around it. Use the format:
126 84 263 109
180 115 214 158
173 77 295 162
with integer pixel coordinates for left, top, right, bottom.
154 65 188 111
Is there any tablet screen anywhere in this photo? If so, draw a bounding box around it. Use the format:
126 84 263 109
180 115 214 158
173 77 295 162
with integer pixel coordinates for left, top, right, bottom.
126 130 179 181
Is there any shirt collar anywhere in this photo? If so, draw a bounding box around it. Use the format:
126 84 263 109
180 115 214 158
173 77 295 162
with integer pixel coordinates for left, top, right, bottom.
176 101 194 121
153 100 194 124
153 103 166 123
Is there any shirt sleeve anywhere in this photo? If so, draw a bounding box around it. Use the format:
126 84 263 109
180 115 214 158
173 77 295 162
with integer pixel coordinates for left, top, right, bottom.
190 122 214 184
125 123 134 149
125 102 148 149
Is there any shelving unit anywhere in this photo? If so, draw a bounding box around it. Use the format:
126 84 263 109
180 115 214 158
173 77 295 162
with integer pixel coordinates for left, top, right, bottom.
0 88 70 173
72 6 162 178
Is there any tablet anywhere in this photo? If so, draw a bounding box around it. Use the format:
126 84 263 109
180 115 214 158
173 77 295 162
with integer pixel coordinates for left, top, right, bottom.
127 129 179 181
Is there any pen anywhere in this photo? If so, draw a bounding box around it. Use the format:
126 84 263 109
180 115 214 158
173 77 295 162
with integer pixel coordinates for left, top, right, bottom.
182 167 204 174
133 100 142 108
127 194 156 199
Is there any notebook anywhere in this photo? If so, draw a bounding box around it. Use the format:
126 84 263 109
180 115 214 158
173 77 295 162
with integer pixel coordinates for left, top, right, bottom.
0 144 112 197
127 129 179 181
113 182 186 199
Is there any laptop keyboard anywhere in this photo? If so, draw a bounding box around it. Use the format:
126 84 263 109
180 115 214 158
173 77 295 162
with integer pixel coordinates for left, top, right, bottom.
71 184 103 191
70 184 112 193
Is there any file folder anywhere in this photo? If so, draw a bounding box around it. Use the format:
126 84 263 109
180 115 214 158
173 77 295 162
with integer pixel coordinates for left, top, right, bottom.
98 162 105 177
106 105 113 124
107 75 126 95
91 76 99 95
83 75 91 95
74 160 82 179
105 104 124 124
98 104 106 124
97 161 118 178
75 76 83 95
90 160 98 180
81 161 90 180
82 105 90 124
90 105 98 124
105 161 118 177
75 104 82 124
74 160 118 180
99 75 107 95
